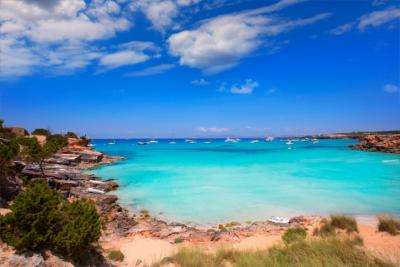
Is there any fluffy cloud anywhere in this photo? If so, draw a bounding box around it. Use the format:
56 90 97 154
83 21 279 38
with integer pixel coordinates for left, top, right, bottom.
197 127 229 133
230 79 259 94
331 7 400 35
0 0 136 78
168 1 330 73
126 64 175 77
130 0 200 33
383 84 399 93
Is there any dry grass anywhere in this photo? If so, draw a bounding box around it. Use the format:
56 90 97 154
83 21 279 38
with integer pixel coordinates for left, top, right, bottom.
152 236 395 267
378 216 400 235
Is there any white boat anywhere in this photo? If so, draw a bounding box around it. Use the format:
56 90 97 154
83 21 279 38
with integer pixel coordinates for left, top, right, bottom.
137 141 147 145
265 136 274 142
225 137 240 143
169 141 176 144
312 138 319 144
147 140 158 144
268 216 289 225
87 188 105 194
286 140 294 145
185 139 196 144
88 144 95 147
204 141 211 144
108 141 115 145
250 140 259 143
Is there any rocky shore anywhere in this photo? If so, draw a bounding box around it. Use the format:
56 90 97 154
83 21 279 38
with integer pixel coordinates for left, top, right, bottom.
350 134 400 154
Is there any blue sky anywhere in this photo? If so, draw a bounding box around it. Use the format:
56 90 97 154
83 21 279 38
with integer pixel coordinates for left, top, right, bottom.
0 0 399 138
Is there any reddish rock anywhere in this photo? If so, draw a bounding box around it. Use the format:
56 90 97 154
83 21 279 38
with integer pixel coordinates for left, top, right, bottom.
351 134 400 153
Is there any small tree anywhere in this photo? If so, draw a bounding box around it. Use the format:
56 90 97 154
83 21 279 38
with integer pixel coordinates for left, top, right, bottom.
65 131 78 139
31 128 51 136
17 136 63 177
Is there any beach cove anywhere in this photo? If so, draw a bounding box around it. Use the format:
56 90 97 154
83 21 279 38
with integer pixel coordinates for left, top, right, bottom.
91 138 400 225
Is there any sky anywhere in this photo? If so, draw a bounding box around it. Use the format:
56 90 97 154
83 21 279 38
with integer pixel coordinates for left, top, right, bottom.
0 0 399 138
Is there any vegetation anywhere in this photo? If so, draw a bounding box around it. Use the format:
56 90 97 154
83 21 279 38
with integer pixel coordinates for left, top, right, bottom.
0 139 21 202
65 131 78 138
225 221 241 228
174 237 184 244
108 250 124 261
314 215 358 236
378 216 400 235
0 181 101 261
16 135 66 177
153 237 394 267
31 128 51 136
282 227 307 244
330 215 358 233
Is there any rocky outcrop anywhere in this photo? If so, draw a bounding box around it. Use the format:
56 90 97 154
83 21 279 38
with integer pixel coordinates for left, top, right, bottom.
351 134 400 153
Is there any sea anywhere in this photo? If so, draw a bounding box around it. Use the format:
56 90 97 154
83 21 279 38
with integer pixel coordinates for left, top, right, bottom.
90 138 400 225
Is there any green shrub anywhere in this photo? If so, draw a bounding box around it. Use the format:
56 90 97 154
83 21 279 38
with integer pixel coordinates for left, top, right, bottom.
65 131 78 138
378 216 400 235
0 181 101 261
174 237 184 244
282 227 307 244
330 215 358 233
0 181 63 251
31 128 51 136
53 199 101 259
225 221 241 228
108 250 124 261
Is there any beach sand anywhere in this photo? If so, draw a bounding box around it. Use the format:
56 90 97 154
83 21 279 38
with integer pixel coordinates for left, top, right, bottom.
100 219 400 267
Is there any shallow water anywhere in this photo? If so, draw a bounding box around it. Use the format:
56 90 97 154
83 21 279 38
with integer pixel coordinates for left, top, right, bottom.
90 139 400 224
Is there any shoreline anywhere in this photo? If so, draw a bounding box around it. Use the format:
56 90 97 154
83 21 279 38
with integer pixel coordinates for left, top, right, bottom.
2 135 400 266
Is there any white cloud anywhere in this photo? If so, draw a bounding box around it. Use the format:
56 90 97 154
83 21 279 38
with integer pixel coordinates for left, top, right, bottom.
197 127 229 133
331 7 400 35
192 78 208 85
168 1 330 73
330 22 355 35
358 7 400 31
0 0 138 79
230 79 259 94
126 64 175 76
130 0 200 33
383 84 399 93
99 50 149 70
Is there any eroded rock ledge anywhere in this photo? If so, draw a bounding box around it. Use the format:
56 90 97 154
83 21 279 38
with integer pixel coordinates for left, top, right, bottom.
350 134 400 154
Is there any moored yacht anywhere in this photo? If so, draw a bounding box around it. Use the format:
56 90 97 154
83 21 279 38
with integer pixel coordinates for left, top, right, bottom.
147 139 158 144
250 139 259 143
185 139 196 144
224 137 240 143
265 136 274 142
286 139 294 145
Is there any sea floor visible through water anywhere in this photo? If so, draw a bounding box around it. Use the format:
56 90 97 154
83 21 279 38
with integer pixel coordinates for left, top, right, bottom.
90 139 400 225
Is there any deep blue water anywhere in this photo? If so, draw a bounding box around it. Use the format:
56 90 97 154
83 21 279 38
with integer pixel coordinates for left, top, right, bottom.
90 139 400 224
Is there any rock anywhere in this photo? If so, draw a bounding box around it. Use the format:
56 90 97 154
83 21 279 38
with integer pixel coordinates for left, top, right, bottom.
103 181 119 192
8 254 44 267
351 134 400 153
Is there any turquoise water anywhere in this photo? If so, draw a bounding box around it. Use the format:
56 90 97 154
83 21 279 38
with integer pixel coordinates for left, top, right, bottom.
90 139 400 224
